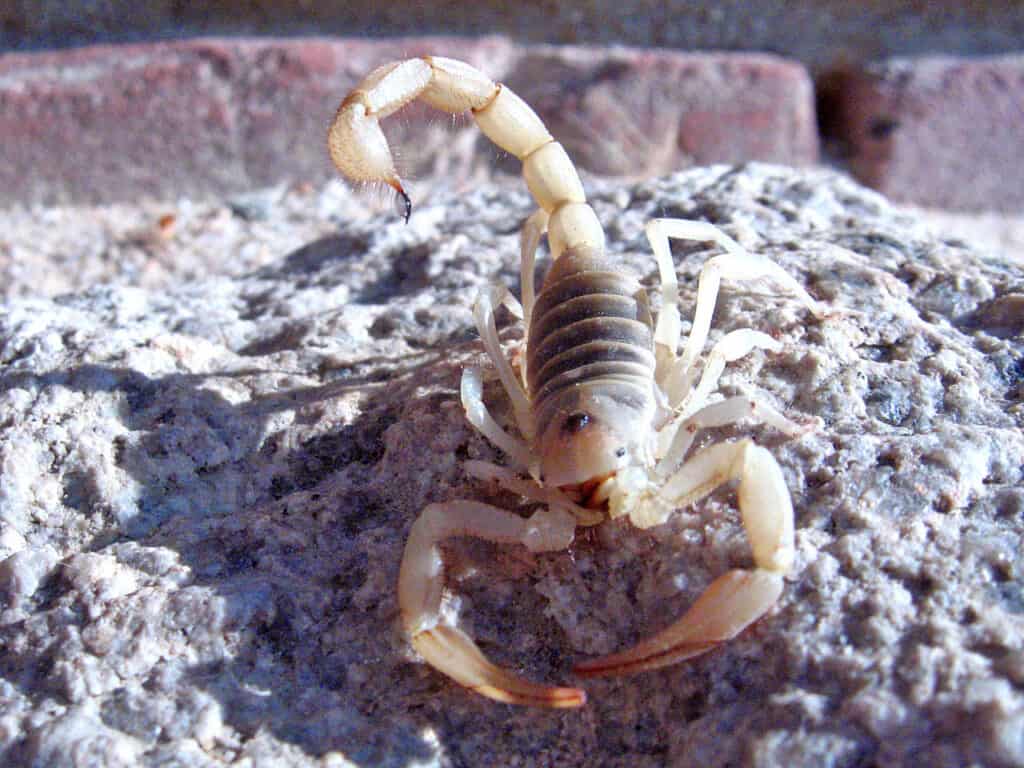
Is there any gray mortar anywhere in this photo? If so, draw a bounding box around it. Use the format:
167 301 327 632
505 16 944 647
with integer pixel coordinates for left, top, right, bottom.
0 165 1022 767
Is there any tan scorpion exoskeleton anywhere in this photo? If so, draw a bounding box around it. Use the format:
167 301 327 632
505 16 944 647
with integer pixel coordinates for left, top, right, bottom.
328 57 825 708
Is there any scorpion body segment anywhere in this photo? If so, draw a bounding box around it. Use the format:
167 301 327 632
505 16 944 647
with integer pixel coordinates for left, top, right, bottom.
528 248 658 488
329 57 824 708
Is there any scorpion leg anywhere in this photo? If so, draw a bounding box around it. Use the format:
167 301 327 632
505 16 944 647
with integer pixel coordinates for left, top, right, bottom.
463 460 604 526
575 439 793 678
399 500 586 707
520 208 549 327
645 218 823 405
518 208 549 385
472 286 533 440
668 328 782 414
460 367 533 472
646 219 682 380
655 394 808 478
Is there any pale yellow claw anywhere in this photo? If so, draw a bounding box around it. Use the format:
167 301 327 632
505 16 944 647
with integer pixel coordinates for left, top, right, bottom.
580 440 793 678
412 627 586 708
397 501 582 709
574 570 784 678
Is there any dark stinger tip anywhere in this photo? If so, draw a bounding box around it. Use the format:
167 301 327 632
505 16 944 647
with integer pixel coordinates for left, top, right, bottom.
398 189 412 223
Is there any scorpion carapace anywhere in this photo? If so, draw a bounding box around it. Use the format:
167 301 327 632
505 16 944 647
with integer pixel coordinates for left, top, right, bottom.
329 56 824 708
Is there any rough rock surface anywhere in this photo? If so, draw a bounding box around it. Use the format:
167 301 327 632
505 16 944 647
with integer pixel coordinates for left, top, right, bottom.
1 165 1023 767
0 183 373 301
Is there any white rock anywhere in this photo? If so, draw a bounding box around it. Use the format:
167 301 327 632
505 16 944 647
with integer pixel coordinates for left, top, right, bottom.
0 166 1021 767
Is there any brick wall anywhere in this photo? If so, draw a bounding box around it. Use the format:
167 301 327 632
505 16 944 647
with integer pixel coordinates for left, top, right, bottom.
1 34 1022 211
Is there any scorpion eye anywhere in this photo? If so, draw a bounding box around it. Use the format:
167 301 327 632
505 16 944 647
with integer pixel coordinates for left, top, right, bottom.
562 412 590 434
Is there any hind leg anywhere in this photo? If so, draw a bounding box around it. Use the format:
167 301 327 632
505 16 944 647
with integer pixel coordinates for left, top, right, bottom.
646 218 823 406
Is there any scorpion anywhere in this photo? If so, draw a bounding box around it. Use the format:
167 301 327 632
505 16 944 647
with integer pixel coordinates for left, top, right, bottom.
328 56 824 708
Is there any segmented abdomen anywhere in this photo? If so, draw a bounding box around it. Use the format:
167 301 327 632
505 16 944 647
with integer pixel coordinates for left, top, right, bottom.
527 261 657 429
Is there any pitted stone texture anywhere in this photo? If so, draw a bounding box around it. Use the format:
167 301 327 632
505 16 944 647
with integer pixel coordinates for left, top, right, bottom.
0 182 371 300
1 165 1022 766
0 37 816 207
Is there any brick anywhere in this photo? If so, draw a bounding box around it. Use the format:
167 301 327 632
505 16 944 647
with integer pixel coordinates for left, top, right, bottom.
504 48 818 178
0 38 818 206
822 55 1024 212
236 36 518 192
5 2 1024 76
0 41 244 206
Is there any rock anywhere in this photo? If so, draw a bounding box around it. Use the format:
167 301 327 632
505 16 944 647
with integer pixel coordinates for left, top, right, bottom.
0 165 1021 766
0 182 369 301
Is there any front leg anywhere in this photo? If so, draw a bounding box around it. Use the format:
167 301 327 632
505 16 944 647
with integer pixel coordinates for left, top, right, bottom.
399 500 586 707
655 393 812 478
576 439 793 677
664 327 782 414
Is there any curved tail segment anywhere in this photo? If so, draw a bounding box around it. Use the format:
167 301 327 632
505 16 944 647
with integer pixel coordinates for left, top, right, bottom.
327 56 605 259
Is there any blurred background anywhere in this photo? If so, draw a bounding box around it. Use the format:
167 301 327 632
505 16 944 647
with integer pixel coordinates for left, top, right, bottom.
1 1 1022 294
5 2 1023 71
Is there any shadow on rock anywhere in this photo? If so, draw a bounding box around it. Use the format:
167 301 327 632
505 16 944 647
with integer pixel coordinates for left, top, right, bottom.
0 357 448 765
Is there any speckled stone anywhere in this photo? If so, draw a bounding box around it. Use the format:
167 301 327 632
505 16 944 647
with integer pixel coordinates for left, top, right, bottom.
1 165 1022 767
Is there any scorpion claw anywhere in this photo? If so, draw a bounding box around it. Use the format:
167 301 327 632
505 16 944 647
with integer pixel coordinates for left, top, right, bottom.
574 569 783 678
399 501 583 707
412 625 586 708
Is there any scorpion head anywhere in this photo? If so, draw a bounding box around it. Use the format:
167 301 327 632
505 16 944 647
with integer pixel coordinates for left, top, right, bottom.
534 382 656 488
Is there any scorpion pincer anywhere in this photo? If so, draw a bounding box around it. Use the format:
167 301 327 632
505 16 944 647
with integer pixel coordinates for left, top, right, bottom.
328 56 824 708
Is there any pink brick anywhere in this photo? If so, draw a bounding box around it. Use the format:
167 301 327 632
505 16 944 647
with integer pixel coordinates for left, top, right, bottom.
824 55 1024 211
0 41 243 205
505 48 818 177
0 38 818 206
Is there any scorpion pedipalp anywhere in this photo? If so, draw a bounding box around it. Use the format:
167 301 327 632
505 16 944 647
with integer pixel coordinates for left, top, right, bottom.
398 500 585 707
